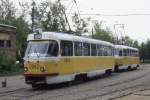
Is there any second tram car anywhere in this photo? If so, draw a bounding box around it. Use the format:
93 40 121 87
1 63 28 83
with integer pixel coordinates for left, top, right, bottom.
24 31 115 87
114 45 140 71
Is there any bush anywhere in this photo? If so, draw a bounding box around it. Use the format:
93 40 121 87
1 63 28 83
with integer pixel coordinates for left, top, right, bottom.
0 53 23 76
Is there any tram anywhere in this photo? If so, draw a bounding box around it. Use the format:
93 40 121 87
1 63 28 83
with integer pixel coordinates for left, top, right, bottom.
23 31 115 87
114 45 140 71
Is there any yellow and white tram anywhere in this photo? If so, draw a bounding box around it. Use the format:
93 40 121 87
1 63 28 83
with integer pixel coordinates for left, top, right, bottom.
24 31 115 87
114 45 140 71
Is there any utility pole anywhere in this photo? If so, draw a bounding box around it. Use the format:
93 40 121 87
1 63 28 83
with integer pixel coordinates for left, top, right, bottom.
31 1 35 32
92 27 94 38
114 24 125 45
113 24 119 44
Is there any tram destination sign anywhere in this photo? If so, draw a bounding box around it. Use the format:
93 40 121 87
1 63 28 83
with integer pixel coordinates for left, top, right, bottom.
34 34 42 39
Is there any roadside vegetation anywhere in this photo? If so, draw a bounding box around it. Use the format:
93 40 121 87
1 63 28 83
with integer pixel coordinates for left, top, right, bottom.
0 53 23 76
0 0 149 76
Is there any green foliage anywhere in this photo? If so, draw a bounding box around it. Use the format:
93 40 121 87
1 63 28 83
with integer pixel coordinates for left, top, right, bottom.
32 0 66 32
72 13 89 35
93 22 114 43
0 0 16 25
14 17 30 58
0 53 23 76
139 40 150 63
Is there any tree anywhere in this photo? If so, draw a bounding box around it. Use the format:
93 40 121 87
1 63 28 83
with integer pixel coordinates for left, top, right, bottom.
119 36 133 46
31 0 66 32
139 42 146 62
93 21 114 43
14 17 30 59
132 40 139 48
72 13 89 35
0 0 16 25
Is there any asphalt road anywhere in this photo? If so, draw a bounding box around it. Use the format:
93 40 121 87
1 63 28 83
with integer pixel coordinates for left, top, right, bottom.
0 64 150 100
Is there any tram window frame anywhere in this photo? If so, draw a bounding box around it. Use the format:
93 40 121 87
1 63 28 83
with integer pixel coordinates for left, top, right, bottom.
74 42 83 56
83 43 90 56
60 40 73 56
91 44 97 56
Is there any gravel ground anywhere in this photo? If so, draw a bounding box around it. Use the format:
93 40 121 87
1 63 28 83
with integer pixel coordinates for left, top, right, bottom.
0 64 150 100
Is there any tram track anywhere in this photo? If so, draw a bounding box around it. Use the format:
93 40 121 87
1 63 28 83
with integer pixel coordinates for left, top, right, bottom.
20 67 150 100
0 66 150 100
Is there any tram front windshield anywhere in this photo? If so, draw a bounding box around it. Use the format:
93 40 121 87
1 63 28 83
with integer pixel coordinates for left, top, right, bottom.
25 40 58 57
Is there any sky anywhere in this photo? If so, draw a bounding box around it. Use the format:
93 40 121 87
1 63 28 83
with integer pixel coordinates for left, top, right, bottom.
13 0 150 43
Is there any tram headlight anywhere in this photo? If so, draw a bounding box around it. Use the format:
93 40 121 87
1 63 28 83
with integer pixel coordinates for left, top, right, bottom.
24 67 28 72
40 66 46 72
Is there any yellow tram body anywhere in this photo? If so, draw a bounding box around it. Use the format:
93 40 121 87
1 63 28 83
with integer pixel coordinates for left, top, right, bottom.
25 56 114 75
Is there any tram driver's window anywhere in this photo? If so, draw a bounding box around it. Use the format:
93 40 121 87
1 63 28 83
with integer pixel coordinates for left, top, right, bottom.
61 40 73 56
47 41 58 56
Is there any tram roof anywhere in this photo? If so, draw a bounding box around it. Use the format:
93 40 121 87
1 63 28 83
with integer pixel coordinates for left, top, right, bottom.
115 45 138 51
27 32 114 46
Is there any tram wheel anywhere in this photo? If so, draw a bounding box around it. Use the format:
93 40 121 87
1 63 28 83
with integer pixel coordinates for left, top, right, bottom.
105 69 112 76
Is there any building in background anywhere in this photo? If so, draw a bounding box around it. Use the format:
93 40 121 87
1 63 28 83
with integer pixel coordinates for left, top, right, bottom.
0 24 16 60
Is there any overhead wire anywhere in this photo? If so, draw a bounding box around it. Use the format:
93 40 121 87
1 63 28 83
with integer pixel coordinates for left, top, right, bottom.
66 13 150 16
67 1 75 17
73 0 82 20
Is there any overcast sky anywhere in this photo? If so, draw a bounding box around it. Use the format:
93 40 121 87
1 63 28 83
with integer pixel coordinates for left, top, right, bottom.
14 0 150 43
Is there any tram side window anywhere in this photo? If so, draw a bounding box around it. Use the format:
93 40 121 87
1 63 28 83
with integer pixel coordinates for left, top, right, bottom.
91 44 97 56
103 46 108 56
119 50 123 56
127 50 129 56
47 41 58 56
136 51 139 57
129 50 131 56
114 49 118 56
131 50 133 56
108 46 113 56
74 42 82 56
83 43 90 56
97 45 103 56
112 48 115 56
123 49 127 56
61 40 73 56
